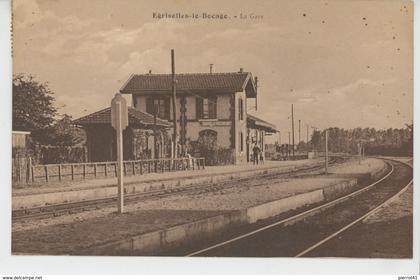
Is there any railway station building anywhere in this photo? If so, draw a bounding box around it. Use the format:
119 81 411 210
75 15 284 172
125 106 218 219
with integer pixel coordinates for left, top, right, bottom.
119 70 277 164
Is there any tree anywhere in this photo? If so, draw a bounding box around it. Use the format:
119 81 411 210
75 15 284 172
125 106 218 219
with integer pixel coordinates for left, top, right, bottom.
13 74 57 131
32 114 86 146
310 130 322 151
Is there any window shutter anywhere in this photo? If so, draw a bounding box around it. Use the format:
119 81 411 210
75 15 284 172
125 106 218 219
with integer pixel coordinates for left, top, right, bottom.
164 97 170 119
209 96 217 119
146 97 154 115
238 99 243 120
196 97 203 119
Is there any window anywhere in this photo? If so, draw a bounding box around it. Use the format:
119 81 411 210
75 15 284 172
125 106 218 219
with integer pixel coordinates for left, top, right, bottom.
203 98 209 119
146 97 169 119
196 96 217 119
239 98 244 120
240 132 244 152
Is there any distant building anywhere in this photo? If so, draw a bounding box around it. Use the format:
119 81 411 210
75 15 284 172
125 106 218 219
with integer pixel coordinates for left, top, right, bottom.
120 70 277 164
12 130 31 149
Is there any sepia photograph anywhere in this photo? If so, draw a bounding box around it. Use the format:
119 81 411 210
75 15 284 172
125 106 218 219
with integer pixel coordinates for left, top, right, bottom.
10 0 414 262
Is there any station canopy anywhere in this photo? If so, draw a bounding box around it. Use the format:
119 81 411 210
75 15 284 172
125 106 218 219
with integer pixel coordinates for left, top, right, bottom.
247 114 278 134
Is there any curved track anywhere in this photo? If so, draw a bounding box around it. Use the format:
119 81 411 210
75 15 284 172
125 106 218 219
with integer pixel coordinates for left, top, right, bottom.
180 158 412 257
13 158 344 221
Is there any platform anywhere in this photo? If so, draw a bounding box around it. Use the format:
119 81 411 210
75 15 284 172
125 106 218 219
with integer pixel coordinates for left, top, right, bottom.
12 158 388 255
13 158 326 209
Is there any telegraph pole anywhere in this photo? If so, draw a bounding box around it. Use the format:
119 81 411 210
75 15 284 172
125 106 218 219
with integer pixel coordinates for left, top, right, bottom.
153 104 158 159
171 49 178 159
325 129 329 174
288 131 291 159
291 104 295 159
298 119 301 151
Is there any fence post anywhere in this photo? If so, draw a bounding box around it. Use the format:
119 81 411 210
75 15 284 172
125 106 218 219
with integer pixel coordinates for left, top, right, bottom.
154 160 158 173
132 162 135 175
58 164 62 181
27 157 33 183
104 163 108 177
94 164 97 177
140 161 143 175
114 163 117 177
148 161 151 173
83 164 86 179
45 166 49 182
161 159 164 173
71 165 74 180
31 162 35 183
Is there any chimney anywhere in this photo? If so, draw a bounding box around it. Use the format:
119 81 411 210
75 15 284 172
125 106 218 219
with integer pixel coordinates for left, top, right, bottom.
209 64 213 74
148 69 152 74
239 67 244 73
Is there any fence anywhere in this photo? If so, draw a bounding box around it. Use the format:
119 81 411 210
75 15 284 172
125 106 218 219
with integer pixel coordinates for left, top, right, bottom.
12 157 31 184
27 157 205 184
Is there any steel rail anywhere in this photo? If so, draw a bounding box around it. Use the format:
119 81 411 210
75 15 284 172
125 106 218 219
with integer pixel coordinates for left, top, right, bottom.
294 162 413 257
186 159 398 257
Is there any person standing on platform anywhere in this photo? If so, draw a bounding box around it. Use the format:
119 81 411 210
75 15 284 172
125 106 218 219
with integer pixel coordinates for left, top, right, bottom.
253 144 260 165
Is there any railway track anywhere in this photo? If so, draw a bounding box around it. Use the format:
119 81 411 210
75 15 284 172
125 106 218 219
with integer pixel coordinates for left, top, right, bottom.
173 158 413 257
12 158 345 221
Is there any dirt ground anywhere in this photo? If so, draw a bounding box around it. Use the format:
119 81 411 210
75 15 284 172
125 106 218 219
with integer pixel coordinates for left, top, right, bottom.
13 209 228 255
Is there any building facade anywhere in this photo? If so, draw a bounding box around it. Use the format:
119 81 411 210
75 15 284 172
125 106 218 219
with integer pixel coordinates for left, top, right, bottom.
120 70 276 164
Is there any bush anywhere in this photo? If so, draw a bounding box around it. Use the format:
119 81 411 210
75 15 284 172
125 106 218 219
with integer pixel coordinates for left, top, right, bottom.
38 146 87 164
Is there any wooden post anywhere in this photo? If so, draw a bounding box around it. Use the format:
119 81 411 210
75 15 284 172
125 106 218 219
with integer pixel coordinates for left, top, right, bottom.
171 49 178 159
140 161 143 175
148 161 151 173
71 165 74 180
28 157 33 183
132 162 135 175
83 164 86 179
45 166 49 182
114 163 117 177
291 104 295 159
325 129 329 174
104 163 108 177
94 164 97 177
58 164 62 181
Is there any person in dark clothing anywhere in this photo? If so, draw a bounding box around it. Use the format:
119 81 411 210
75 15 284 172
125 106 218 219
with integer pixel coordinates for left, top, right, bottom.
252 144 260 165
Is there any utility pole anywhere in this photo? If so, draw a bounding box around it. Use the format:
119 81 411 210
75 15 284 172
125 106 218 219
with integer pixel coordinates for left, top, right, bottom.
325 129 329 174
288 131 291 159
291 104 295 159
171 49 178 159
298 119 301 144
153 104 158 159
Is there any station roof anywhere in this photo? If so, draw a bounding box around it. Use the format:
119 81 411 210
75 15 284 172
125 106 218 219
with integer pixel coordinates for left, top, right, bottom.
74 107 171 128
247 114 278 133
120 72 257 97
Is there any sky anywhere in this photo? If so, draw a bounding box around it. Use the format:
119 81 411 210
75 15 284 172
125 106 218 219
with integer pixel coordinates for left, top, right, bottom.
12 0 413 143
